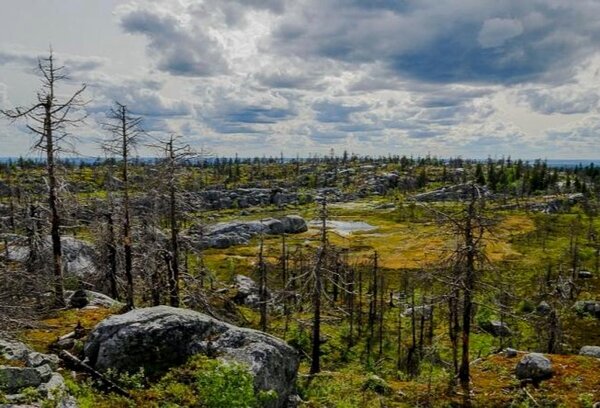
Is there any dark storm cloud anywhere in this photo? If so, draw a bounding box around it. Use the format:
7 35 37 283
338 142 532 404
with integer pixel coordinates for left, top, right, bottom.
270 0 600 84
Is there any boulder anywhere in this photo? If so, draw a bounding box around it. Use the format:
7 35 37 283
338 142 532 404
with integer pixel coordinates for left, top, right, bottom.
84 306 298 408
515 353 553 383
1 235 97 278
536 301 551 315
262 218 285 235
480 320 512 337
580 346 600 358
578 270 594 279
504 348 518 358
232 275 262 308
69 289 88 309
65 290 122 309
574 301 600 318
0 365 51 393
280 215 308 234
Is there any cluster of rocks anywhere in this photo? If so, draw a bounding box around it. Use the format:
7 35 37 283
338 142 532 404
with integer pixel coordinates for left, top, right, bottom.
197 188 313 210
411 184 489 202
0 338 74 406
527 193 586 214
84 306 299 408
574 300 600 319
189 215 308 249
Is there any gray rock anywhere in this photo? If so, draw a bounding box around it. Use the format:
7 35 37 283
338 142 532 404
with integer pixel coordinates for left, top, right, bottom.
579 270 594 279
574 301 600 318
69 289 88 309
233 275 264 308
504 348 518 358
280 215 308 234
536 301 551 315
0 339 29 361
402 305 432 320
37 372 65 397
0 366 45 393
65 290 121 309
580 346 600 358
25 352 59 370
262 218 285 235
84 306 298 408
515 353 553 382
480 320 512 337
1 235 97 278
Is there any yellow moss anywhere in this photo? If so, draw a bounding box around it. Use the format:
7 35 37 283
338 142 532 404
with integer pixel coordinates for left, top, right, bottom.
21 307 115 352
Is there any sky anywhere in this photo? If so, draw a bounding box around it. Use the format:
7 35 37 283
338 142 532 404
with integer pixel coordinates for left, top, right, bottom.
1 0 600 159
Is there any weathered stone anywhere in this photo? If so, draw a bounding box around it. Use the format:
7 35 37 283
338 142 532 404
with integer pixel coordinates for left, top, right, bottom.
280 215 308 234
504 348 518 358
480 320 512 337
232 274 263 308
37 372 65 397
69 289 88 309
580 346 600 358
25 352 59 370
84 306 298 408
536 301 551 315
574 301 600 318
65 290 121 309
515 353 553 383
0 366 45 393
578 270 594 279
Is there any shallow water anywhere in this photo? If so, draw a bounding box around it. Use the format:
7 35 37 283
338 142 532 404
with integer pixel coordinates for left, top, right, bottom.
309 219 377 236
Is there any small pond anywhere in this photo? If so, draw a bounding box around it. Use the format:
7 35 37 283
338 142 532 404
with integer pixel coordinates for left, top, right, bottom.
309 219 377 236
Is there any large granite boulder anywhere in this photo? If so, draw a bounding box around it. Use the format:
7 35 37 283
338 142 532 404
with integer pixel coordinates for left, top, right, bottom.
515 353 553 383
1 235 97 278
190 215 308 250
84 306 298 408
580 346 600 358
280 215 308 234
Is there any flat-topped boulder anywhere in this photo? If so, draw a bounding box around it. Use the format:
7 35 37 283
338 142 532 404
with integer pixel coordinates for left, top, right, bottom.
189 215 308 249
84 306 298 408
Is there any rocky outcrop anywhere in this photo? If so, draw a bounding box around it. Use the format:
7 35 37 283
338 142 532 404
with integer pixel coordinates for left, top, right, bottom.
65 290 122 309
84 306 298 408
1 235 97 279
0 339 66 404
189 215 308 250
198 188 313 210
580 346 600 358
515 353 553 383
412 184 489 202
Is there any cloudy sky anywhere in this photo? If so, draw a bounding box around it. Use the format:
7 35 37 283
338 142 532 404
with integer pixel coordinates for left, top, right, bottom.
1 0 600 158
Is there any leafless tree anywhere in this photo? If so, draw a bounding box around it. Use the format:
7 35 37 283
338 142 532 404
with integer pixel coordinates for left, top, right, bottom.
1 50 86 308
102 102 143 310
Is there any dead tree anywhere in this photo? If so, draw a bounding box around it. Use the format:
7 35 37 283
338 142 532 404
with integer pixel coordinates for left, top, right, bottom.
102 102 143 310
1 50 86 308
310 196 328 375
